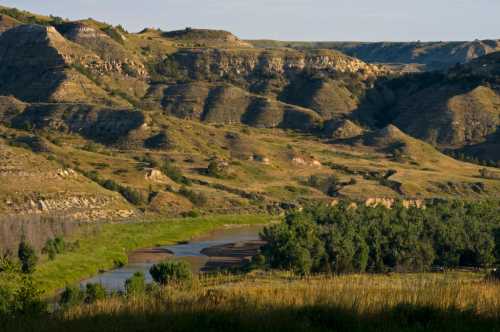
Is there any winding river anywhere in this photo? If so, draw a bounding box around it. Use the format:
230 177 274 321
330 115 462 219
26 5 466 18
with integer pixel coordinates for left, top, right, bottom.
81 225 264 291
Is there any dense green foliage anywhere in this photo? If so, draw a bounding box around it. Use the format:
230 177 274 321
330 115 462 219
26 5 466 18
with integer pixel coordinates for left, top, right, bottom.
59 286 85 308
124 272 146 296
85 284 106 304
0 276 46 318
149 261 192 285
261 201 500 274
41 237 79 260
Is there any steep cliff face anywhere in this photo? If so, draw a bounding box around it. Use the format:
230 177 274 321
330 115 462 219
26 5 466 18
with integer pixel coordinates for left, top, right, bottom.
150 48 387 123
56 22 147 75
251 39 500 71
167 48 386 84
0 25 128 105
0 23 151 106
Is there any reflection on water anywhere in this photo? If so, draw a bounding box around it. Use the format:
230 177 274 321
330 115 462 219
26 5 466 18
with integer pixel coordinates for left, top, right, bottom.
81 225 263 291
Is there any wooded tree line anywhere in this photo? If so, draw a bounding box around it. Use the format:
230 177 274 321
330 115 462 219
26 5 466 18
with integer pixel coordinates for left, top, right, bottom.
261 201 500 274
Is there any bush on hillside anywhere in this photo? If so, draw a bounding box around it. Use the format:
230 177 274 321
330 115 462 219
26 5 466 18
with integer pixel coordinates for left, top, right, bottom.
161 160 191 185
178 187 208 206
119 186 145 205
206 159 230 179
102 179 120 191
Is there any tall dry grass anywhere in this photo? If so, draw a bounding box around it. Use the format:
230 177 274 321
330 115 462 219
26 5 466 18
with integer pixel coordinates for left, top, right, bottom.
5 272 500 332
64 272 500 319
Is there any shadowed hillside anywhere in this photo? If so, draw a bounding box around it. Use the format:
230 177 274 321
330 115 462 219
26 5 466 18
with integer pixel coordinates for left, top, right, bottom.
0 5 498 226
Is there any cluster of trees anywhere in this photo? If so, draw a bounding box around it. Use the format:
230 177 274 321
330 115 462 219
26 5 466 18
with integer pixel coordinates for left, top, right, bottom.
445 150 500 168
261 201 500 274
83 170 145 206
305 174 356 197
0 238 45 317
479 168 500 180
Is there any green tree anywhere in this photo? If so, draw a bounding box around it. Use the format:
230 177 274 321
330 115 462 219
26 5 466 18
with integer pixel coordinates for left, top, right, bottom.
261 212 325 274
18 238 38 274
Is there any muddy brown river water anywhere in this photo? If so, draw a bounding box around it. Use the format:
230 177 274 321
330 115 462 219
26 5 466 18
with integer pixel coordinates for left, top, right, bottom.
81 225 264 291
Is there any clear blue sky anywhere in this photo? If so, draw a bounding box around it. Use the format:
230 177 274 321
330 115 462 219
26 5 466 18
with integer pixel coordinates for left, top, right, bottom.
2 0 499 41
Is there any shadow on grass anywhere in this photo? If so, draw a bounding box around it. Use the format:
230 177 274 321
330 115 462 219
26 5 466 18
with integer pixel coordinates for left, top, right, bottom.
2 303 499 332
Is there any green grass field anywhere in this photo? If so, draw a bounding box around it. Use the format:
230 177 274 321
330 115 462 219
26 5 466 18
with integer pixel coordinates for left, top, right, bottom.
0 214 273 295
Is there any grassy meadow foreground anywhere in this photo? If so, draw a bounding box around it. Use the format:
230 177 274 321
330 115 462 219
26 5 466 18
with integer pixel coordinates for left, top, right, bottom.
5 272 500 332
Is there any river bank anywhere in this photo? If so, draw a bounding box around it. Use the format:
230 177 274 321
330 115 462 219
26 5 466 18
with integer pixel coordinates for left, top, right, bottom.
82 224 266 291
0 214 275 296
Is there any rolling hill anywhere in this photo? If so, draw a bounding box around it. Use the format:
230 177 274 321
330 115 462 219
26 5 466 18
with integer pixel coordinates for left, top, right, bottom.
0 5 499 236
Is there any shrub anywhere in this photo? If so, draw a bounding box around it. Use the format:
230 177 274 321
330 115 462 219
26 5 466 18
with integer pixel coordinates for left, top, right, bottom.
181 210 201 218
125 272 146 296
149 261 192 285
179 187 207 206
0 250 17 273
81 142 100 153
161 160 190 185
102 179 120 191
306 174 341 196
59 286 85 307
42 237 65 261
0 286 13 317
119 186 145 205
18 238 37 274
85 284 106 303
206 159 229 178
11 277 47 316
